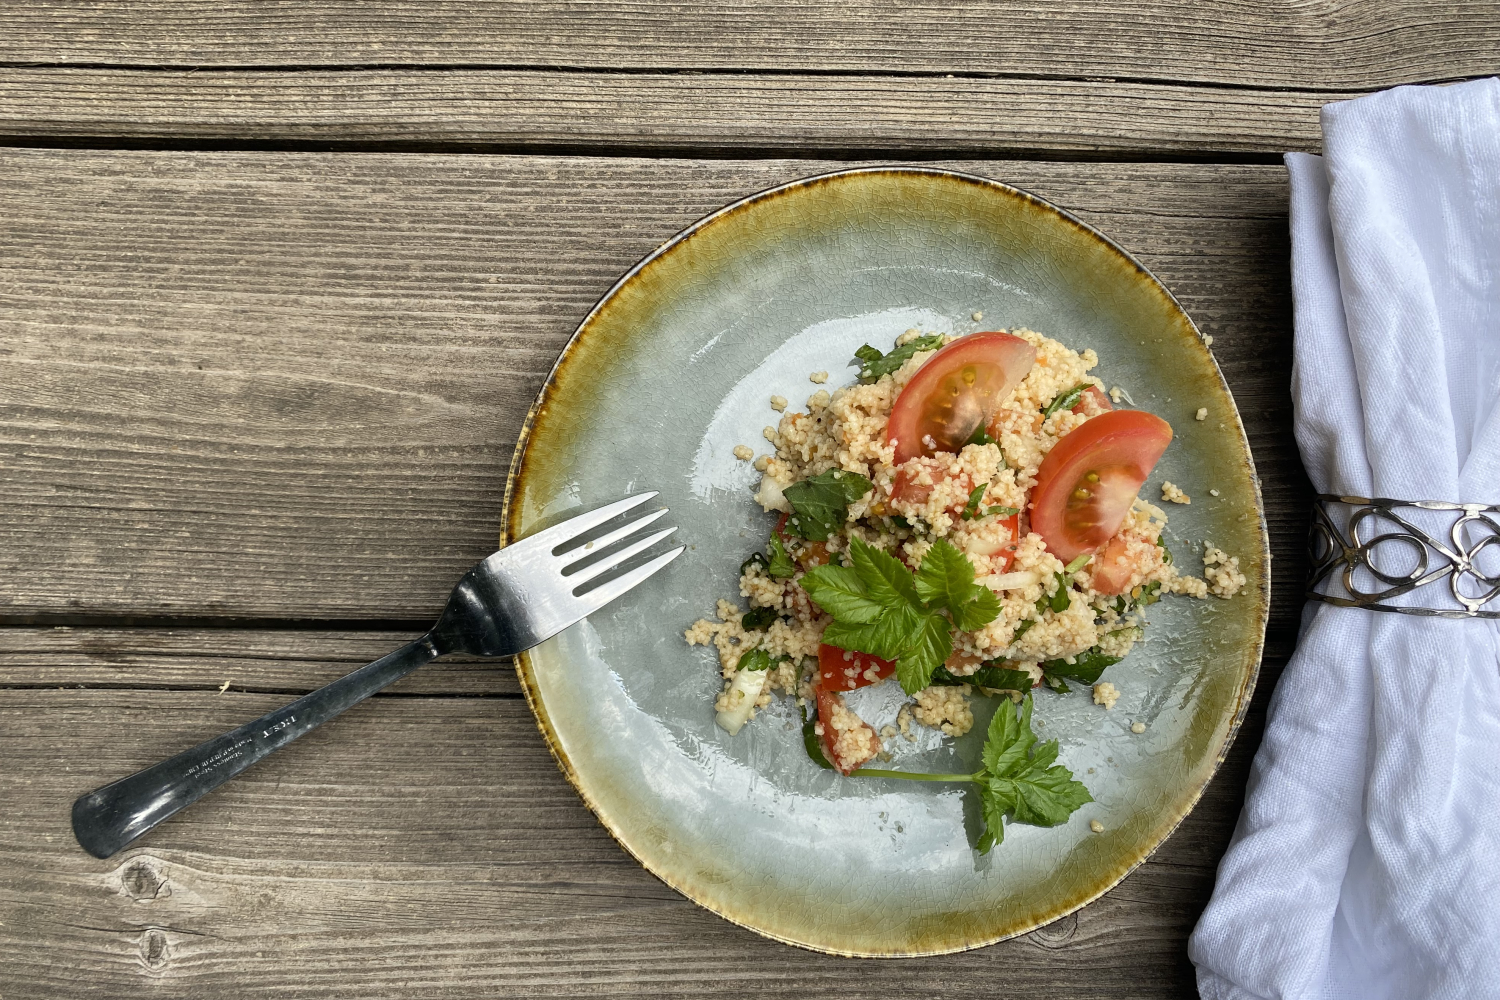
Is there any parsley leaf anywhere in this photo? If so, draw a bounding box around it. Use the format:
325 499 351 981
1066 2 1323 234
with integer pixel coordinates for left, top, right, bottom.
1040 647 1122 685
804 537 1001 696
848 539 921 608
985 505 1020 517
799 563 885 623
1042 383 1091 419
930 662 1034 691
852 335 944 382
737 649 773 672
782 469 873 541
1046 572 1072 613
851 694 1092 854
1158 537 1173 565
897 610 953 693
741 606 777 631
766 531 795 578
966 426 996 447
914 538 983 613
740 552 768 576
802 700 834 770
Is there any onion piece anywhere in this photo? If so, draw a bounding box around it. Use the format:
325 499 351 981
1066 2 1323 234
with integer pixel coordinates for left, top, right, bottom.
715 666 770 735
988 570 1040 591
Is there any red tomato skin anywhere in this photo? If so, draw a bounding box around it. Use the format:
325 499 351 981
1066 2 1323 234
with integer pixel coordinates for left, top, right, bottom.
814 685 880 775
994 513 1021 573
1072 385 1114 415
887 332 1037 464
1090 534 1135 595
888 463 971 511
1030 409 1173 563
817 643 896 692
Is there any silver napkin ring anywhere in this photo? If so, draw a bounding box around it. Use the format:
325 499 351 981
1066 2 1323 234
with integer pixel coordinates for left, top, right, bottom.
1308 494 1500 619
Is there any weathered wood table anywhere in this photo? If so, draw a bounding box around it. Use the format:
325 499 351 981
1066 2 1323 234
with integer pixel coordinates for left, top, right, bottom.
2 6 1496 996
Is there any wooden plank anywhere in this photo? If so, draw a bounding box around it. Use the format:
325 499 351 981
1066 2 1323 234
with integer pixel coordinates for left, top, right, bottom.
0 1 1496 91
0 627 518 694
0 687 1249 996
0 151 1305 626
0 67 1337 154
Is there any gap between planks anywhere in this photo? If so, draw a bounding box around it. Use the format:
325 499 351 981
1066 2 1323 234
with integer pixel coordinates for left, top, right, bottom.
0 66 1342 156
1 0 1497 92
0 151 1310 627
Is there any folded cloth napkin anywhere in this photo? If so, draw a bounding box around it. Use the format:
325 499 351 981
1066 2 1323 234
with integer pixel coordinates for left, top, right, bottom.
1190 78 1500 1000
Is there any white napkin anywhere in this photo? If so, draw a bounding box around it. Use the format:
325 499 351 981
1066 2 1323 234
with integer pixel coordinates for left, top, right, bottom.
1190 78 1500 1000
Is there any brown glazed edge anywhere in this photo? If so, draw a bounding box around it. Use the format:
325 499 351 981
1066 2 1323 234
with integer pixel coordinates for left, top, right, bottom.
498 165 1271 957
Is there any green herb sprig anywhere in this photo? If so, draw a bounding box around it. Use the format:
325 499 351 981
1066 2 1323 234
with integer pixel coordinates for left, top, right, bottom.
852 336 944 382
783 468 874 541
851 694 1092 852
801 537 1001 694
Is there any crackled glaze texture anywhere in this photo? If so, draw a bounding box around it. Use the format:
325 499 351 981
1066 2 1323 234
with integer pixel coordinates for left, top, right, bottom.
501 168 1269 956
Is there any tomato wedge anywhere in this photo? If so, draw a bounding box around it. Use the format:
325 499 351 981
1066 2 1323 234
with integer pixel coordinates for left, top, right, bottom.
888 462 971 510
814 685 881 775
965 511 1021 573
1089 534 1135 595
887 332 1036 463
817 642 896 692
1072 385 1113 415
1030 409 1173 563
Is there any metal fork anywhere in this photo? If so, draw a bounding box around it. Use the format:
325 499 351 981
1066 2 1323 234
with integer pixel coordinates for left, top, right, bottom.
71 492 683 859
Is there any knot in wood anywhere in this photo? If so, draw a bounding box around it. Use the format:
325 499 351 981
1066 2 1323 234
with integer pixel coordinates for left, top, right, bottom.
123 859 169 901
1027 910 1079 949
140 928 170 971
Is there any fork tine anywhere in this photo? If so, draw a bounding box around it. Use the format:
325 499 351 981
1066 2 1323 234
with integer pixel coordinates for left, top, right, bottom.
567 526 679 586
556 506 669 557
572 544 686 610
501 492 658 556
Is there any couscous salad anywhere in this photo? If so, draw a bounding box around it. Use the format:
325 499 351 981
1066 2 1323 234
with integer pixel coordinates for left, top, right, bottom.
687 327 1243 850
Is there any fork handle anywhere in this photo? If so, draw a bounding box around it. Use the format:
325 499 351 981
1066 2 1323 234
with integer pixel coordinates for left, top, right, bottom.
71 633 444 859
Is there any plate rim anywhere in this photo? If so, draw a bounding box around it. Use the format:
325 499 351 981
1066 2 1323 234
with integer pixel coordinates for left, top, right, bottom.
499 164 1270 957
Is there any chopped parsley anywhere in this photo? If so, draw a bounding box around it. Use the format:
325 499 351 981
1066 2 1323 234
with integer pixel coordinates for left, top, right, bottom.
782 468 873 541
736 648 773 672
741 606 777 631
1042 383 1091 419
930 662 1034 692
965 425 996 447
766 531 795 578
852 335 945 382
1039 646 1122 685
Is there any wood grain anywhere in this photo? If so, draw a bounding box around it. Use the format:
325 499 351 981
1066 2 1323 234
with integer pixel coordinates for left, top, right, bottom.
0 687 1253 997
0 627 517 694
0 67 1339 154
0 150 1308 634
0 1 1496 91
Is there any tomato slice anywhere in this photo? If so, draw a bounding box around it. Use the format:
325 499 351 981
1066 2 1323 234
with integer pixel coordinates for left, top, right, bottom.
887 332 1037 463
888 462 971 510
1030 409 1173 563
814 685 881 775
1089 534 1135 595
1072 385 1113 415
982 513 1022 574
817 642 896 692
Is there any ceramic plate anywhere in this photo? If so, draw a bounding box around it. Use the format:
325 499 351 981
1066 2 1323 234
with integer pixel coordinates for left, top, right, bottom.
500 167 1268 956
